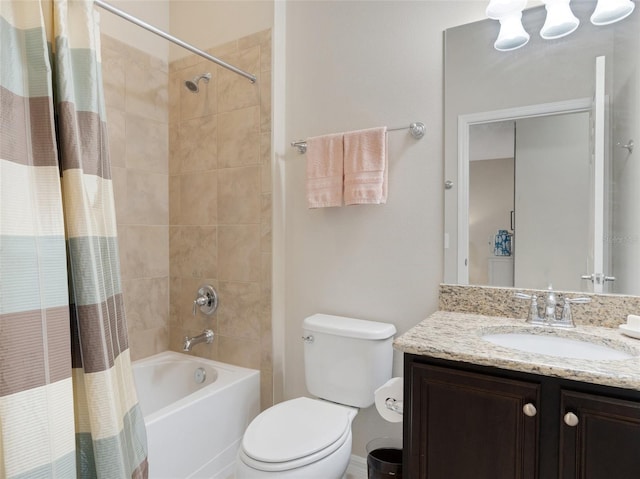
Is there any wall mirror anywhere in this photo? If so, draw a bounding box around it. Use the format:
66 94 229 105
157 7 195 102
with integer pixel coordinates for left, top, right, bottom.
443 0 640 296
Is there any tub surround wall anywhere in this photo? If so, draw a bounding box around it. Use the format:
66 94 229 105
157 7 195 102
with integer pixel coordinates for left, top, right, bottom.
440 284 640 328
168 29 273 411
101 26 273 410
102 34 170 361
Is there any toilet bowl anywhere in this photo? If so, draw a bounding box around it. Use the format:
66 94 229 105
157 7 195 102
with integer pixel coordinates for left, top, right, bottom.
235 314 396 478
236 397 357 478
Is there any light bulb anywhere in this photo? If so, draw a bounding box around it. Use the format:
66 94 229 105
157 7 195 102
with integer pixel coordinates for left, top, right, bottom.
540 0 580 39
590 0 635 25
494 11 530 51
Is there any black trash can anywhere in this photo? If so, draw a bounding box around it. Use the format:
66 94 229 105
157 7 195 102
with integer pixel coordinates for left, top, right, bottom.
366 438 403 478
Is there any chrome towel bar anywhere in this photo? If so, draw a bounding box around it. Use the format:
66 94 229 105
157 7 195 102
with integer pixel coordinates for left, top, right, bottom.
290 121 425 154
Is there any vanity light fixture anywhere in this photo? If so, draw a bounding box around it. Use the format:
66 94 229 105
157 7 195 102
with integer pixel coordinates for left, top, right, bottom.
487 0 635 51
590 0 635 25
540 0 580 39
486 0 530 51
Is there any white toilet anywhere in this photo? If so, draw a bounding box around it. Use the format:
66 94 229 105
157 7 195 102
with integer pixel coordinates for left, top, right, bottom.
235 314 396 478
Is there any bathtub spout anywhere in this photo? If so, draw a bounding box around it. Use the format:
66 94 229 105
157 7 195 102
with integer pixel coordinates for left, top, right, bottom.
183 329 215 352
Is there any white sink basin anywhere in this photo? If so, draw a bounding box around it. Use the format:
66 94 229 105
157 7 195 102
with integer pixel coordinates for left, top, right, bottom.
482 332 634 360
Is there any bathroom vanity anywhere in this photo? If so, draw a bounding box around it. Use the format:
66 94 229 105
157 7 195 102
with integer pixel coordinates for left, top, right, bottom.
431 0 640 475
395 311 640 479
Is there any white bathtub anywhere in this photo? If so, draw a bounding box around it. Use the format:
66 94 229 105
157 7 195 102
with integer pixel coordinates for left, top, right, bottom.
133 351 260 479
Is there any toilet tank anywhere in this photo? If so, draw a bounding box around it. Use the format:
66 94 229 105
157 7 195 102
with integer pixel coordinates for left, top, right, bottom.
303 314 396 408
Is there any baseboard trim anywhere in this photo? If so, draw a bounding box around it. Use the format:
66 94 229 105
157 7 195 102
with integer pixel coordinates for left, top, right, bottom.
345 454 367 479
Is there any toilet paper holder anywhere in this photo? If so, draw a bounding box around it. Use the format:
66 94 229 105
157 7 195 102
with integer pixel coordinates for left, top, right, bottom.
385 397 403 415
375 377 403 422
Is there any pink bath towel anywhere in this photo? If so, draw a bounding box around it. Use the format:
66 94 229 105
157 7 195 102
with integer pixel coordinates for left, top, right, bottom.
343 127 388 205
306 133 344 208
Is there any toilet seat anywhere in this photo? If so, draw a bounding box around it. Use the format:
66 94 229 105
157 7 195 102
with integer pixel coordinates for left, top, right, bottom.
240 397 355 472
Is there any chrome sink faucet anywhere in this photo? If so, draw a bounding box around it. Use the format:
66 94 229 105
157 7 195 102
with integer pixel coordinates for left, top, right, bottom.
515 285 591 328
183 329 214 352
515 285 558 325
543 286 557 324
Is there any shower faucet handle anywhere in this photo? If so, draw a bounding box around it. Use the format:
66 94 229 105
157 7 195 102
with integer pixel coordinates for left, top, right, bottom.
192 284 219 316
192 296 207 316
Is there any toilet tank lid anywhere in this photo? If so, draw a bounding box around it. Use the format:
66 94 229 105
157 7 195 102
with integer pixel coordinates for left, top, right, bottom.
303 314 396 340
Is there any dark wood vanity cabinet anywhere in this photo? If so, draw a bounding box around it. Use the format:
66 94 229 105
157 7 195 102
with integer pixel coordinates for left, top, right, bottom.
560 390 640 478
407 361 539 479
404 354 640 479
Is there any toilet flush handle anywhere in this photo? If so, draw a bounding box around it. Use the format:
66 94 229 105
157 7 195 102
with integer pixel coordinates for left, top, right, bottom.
302 335 314 343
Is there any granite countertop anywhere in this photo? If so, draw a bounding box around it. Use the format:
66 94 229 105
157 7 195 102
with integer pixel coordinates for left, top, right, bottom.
394 311 640 391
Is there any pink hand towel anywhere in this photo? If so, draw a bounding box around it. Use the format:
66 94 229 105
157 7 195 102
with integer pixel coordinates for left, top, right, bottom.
343 127 388 205
306 133 344 208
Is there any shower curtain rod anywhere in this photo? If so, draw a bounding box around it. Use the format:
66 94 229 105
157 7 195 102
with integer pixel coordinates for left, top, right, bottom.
94 0 257 83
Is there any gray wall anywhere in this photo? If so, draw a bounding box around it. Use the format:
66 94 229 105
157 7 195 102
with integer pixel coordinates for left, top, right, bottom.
282 0 487 458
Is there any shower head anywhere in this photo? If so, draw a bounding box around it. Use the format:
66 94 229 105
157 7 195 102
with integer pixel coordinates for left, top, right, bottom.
184 73 211 93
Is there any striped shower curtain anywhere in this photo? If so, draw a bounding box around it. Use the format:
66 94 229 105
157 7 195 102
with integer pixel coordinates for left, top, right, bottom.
0 1 148 477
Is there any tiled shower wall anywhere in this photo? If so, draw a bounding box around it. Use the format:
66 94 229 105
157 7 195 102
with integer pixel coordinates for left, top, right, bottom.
101 30 273 410
168 30 273 410
102 35 171 359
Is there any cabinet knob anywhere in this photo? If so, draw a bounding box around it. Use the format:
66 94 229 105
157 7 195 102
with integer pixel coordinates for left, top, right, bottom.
523 403 537 417
564 412 579 427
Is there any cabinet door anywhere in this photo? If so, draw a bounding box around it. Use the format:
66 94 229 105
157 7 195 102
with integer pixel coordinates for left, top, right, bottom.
408 363 540 479
560 390 640 479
